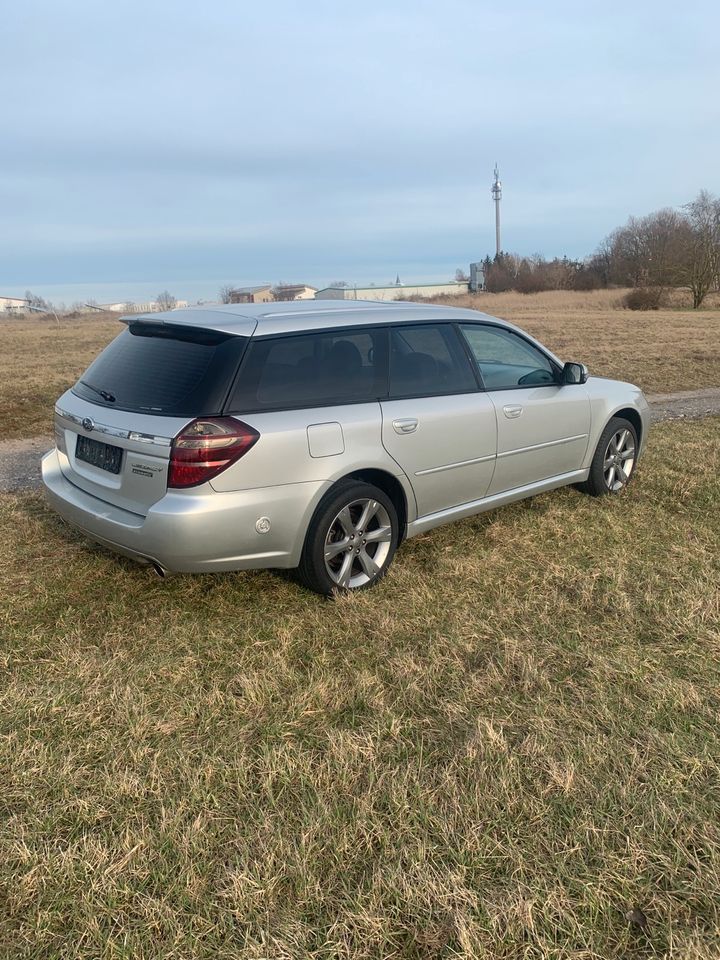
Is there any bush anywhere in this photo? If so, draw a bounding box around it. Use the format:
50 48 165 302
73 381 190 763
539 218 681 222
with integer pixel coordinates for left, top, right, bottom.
622 287 668 310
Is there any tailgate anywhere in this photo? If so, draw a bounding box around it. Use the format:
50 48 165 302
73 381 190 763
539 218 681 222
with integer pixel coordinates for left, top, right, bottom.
54 391 189 516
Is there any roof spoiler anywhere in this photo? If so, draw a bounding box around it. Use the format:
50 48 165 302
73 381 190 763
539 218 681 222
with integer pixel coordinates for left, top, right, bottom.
119 308 257 338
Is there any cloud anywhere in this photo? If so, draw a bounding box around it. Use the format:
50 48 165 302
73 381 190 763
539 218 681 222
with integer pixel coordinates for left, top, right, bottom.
1 0 719 297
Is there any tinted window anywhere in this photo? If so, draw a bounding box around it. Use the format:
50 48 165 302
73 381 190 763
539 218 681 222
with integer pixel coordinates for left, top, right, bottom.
229 328 386 411
389 324 477 398
72 323 247 416
460 324 557 389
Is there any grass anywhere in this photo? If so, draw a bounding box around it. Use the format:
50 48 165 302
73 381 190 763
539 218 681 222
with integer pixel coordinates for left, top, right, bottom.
1 417 719 958
1 290 719 440
0 314 118 440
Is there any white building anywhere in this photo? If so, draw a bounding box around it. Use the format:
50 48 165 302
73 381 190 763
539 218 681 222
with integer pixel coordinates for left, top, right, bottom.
0 296 30 314
98 300 189 313
315 281 470 301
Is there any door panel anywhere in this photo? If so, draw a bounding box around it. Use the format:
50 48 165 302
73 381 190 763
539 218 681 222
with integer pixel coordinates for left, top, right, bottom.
486 385 591 494
381 394 497 517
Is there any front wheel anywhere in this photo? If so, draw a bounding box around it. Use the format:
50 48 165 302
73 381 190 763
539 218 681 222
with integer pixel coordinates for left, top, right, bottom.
297 480 399 595
579 416 638 497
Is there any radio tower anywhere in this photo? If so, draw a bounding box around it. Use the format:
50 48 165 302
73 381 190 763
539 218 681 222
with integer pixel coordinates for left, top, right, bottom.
491 163 502 256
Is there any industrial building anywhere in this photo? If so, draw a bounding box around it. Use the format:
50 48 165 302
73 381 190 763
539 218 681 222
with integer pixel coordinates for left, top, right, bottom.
0 295 30 314
98 300 189 313
315 280 470 301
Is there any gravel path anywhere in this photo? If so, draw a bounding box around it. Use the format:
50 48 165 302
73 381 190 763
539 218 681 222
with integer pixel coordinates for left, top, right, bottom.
644 387 720 423
2 388 719 494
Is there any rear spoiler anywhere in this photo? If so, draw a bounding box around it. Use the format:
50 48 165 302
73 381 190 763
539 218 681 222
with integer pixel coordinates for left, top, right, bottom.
119 307 257 338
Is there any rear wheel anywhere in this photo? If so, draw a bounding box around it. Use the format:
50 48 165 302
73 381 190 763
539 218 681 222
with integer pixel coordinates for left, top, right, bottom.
579 417 638 497
297 480 398 595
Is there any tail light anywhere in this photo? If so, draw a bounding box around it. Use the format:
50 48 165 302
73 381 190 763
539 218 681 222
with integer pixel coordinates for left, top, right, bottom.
168 417 259 488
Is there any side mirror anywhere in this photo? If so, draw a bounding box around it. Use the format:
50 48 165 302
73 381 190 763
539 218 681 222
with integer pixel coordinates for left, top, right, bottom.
562 361 589 385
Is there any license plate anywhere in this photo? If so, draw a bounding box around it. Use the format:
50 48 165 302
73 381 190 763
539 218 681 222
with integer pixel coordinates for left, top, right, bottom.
75 435 123 474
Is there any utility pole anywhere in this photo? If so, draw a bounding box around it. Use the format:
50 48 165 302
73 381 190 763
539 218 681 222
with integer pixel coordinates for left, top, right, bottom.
492 163 502 257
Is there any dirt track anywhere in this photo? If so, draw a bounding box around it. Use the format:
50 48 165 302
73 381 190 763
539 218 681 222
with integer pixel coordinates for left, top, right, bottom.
2 388 719 494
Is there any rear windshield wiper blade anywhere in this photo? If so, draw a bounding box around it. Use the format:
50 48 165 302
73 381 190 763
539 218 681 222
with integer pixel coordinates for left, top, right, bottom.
79 380 116 403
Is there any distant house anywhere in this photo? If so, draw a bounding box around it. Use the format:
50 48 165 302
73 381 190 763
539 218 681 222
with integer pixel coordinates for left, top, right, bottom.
271 284 317 301
0 295 30 314
315 280 470 301
226 284 274 304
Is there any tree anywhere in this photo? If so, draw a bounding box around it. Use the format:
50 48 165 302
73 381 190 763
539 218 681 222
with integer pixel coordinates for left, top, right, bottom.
596 209 689 291
219 285 236 304
483 253 522 292
681 190 720 308
156 290 177 312
25 290 48 311
455 267 469 282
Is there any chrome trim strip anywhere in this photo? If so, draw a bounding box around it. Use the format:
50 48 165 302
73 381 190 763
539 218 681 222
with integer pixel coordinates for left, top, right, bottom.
55 408 172 446
128 432 172 447
415 453 495 477
496 433 588 460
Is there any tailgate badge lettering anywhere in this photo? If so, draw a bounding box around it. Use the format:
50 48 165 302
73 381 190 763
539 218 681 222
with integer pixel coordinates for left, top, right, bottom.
131 462 163 478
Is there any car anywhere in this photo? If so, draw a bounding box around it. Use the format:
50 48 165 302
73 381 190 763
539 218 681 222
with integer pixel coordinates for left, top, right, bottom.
42 300 650 594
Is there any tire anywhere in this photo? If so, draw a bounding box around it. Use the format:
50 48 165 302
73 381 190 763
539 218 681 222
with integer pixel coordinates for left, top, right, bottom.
297 480 399 595
578 416 639 497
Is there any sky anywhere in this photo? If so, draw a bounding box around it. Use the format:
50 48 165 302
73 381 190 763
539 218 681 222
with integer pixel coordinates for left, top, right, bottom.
1 0 719 305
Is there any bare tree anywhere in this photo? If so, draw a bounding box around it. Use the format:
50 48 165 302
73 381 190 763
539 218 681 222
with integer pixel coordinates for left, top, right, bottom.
595 208 690 295
454 268 469 282
219 285 236 304
156 290 177 312
681 191 720 308
25 290 48 311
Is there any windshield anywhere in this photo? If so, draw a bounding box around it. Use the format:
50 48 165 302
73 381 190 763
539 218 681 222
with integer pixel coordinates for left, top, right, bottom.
72 322 248 416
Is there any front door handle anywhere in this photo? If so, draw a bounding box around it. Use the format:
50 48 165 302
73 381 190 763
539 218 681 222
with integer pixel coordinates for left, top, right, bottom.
392 418 418 435
503 404 523 419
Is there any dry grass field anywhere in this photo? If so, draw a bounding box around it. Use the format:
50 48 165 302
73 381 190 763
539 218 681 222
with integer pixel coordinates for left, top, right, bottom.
1 417 719 957
1 290 719 440
427 289 720 398
1 291 719 956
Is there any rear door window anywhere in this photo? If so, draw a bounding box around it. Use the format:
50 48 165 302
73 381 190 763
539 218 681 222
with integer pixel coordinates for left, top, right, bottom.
72 323 248 416
229 328 386 411
389 323 478 398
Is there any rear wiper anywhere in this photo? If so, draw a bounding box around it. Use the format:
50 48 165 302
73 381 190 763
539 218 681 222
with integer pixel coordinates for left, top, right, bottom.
79 380 116 403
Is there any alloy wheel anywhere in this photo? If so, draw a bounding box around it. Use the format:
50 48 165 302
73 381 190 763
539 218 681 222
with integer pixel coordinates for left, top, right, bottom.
323 498 393 589
603 428 636 492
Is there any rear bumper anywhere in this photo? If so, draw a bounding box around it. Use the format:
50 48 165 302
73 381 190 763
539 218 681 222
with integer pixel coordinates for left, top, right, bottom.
41 448 328 572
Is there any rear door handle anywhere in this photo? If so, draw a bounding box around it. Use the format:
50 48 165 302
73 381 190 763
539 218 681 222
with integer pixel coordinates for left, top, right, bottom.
503 404 523 419
392 418 418 434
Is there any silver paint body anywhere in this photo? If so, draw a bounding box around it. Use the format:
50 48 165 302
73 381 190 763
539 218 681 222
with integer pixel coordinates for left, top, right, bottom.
42 300 651 572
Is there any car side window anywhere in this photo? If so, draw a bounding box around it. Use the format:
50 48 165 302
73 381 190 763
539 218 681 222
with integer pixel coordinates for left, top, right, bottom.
388 323 477 398
229 328 386 411
460 324 557 390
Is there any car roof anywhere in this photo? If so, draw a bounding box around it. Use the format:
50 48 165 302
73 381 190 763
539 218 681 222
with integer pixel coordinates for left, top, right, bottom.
123 298 511 338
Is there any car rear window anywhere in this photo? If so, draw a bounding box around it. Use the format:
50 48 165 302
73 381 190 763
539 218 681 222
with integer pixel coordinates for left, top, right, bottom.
72 323 248 416
228 328 387 411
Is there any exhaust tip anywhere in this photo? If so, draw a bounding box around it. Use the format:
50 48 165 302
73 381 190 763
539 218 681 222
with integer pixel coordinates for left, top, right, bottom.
150 561 168 579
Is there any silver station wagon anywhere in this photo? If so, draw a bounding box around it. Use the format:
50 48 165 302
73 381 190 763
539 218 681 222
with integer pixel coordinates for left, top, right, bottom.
42 300 650 594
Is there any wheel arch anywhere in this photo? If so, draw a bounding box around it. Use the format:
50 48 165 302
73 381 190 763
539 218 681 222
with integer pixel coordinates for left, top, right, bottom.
612 407 644 447
338 468 410 544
